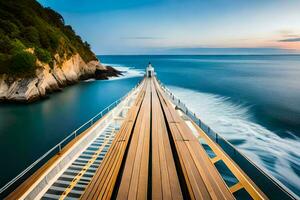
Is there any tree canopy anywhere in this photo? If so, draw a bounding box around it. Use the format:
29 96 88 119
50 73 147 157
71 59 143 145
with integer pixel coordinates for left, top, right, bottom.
0 0 97 76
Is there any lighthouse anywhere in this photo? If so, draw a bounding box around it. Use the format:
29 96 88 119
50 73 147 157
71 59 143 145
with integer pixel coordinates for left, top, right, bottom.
146 62 155 77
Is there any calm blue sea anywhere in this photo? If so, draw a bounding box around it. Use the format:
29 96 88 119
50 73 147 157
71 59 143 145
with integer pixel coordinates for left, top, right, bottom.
0 55 299 197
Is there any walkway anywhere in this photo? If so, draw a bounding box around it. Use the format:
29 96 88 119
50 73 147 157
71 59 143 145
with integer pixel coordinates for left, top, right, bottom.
6 77 269 200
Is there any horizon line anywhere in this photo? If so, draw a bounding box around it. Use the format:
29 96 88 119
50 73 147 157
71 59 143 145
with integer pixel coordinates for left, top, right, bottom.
96 53 300 56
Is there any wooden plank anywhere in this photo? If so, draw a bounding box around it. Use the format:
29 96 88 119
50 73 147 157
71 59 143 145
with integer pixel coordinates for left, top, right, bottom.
88 133 126 199
155 82 211 200
80 80 147 200
230 182 243 193
154 78 234 200
150 79 183 200
116 78 151 200
176 141 211 199
84 82 147 199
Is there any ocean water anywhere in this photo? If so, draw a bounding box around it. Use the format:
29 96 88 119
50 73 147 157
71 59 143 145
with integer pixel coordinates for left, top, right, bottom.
0 76 140 189
0 55 299 198
101 55 300 198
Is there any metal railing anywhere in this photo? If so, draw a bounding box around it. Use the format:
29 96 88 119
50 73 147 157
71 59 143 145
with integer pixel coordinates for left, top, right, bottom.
158 80 296 200
0 81 141 198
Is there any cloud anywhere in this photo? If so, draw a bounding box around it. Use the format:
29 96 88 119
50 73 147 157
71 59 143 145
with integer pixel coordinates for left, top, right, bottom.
120 36 164 40
278 29 294 36
277 30 300 42
278 37 300 42
283 34 300 38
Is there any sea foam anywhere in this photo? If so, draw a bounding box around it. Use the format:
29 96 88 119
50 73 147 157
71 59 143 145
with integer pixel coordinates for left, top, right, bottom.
102 63 144 80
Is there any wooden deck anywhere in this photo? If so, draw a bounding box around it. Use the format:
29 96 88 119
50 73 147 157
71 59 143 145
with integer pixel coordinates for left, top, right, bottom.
155 79 234 200
150 78 183 200
80 80 147 200
6 76 269 200
80 77 262 200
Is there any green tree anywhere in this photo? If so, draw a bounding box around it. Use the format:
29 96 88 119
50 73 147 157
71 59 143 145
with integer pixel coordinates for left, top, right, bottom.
39 30 51 49
22 26 40 46
35 47 51 63
0 0 97 76
0 19 20 37
44 7 64 26
48 30 60 51
0 35 13 54
0 53 11 73
84 41 91 49
10 39 26 53
10 51 37 75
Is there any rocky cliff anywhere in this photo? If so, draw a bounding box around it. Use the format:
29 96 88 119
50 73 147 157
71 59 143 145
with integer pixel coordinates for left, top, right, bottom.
0 0 121 103
0 54 119 102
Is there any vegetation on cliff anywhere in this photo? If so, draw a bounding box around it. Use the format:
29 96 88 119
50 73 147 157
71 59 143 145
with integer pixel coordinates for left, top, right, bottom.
0 0 97 76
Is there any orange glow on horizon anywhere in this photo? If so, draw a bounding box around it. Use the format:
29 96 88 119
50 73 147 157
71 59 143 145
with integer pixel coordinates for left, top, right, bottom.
277 42 300 51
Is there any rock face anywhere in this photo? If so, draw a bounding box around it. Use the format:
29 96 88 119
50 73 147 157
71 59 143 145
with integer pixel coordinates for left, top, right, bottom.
95 66 122 80
0 54 119 102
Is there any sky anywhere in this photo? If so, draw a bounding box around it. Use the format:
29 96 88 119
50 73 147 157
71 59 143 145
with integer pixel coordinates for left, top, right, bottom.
39 0 300 55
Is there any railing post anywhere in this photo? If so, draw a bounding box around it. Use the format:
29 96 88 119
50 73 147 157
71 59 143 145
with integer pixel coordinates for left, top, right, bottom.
74 130 77 138
58 144 61 152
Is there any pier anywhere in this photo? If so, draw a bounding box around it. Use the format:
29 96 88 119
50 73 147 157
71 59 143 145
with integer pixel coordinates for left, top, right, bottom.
1 70 295 199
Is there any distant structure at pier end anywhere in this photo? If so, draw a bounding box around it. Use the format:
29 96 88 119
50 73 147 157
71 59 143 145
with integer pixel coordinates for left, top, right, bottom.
146 62 155 77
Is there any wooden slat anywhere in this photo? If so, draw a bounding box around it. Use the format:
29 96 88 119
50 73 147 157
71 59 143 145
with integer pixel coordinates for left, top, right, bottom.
150 79 183 200
154 78 234 200
230 182 243 193
116 79 151 200
80 80 147 200
192 121 268 200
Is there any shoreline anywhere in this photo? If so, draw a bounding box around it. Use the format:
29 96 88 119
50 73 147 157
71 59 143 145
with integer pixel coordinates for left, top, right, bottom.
0 60 122 104
0 63 143 104
0 69 122 104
